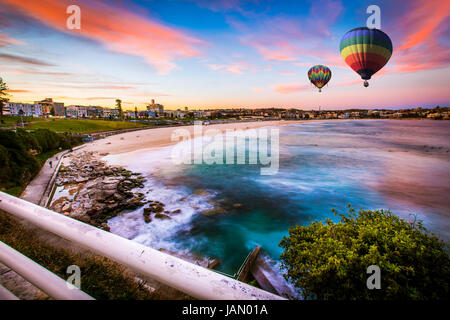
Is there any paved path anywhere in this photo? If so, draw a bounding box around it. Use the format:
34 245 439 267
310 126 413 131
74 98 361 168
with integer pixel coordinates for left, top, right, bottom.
1 150 71 300
21 150 67 205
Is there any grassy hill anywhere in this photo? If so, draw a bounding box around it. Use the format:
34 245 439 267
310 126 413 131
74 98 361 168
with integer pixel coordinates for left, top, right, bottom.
0 116 49 127
26 119 153 133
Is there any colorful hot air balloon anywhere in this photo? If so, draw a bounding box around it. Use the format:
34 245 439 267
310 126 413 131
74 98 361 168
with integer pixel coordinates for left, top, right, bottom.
308 65 332 92
339 27 392 87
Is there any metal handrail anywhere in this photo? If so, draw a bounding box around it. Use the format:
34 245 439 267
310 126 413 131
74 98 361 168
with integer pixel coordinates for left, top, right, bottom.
0 241 93 300
236 249 255 278
0 284 19 300
0 192 285 300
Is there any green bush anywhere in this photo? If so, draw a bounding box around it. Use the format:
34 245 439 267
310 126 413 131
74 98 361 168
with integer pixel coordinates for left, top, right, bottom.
0 131 40 192
0 129 82 195
279 207 450 300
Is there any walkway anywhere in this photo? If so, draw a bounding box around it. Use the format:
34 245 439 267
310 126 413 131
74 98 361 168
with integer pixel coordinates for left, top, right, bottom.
1 148 79 300
21 150 67 205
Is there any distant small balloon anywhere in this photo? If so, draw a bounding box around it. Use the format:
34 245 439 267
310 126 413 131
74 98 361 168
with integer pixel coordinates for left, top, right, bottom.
308 65 332 93
340 27 393 87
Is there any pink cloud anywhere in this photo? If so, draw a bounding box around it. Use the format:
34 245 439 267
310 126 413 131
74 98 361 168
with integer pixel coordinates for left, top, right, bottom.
388 0 450 72
239 1 344 67
244 40 299 62
277 70 296 76
274 83 310 94
208 61 250 74
1 0 206 74
0 31 25 46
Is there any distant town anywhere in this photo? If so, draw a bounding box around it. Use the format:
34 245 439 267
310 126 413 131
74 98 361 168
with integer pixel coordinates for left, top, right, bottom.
2 98 449 122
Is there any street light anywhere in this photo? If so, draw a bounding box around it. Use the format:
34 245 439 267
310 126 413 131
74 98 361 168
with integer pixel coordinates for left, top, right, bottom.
18 109 24 128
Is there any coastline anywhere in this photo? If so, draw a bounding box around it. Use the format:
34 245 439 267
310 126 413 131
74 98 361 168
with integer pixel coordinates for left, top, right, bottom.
73 118 435 159
73 120 309 158
39 119 450 295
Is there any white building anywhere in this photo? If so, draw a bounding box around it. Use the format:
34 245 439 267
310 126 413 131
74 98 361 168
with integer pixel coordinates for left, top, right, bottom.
5 102 43 117
66 105 79 118
102 108 119 118
77 106 88 118
33 104 43 117
2 103 11 115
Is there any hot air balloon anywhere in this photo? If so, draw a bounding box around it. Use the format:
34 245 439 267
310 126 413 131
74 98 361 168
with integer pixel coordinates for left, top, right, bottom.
308 65 332 92
339 27 392 87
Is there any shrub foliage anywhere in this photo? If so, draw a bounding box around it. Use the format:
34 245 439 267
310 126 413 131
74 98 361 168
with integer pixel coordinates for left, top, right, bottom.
279 207 450 300
0 129 82 195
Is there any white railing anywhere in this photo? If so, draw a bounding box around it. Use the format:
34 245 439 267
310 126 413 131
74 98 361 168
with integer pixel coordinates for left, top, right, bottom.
0 284 19 300
0 191 285 300
0 241 93 300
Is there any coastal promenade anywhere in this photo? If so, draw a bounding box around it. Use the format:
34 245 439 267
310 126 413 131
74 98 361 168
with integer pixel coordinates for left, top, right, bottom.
1 121 292 300
1 146 87 300
21 150 70 206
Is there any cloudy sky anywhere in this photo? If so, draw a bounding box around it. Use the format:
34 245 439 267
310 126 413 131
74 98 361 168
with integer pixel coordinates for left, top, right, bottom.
0 0 449 110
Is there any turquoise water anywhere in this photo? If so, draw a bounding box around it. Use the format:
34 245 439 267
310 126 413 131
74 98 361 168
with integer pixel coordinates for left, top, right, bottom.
108 120 450 275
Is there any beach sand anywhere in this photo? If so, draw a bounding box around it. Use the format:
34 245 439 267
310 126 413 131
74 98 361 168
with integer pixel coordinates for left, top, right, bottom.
75 120 308 157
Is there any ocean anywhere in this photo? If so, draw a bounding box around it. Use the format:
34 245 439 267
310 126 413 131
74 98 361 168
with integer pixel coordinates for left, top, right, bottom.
104 120 450 276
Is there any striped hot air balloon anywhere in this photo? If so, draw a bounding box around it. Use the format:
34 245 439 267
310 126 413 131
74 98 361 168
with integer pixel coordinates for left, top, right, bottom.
307 65 332 92
340 27 393 87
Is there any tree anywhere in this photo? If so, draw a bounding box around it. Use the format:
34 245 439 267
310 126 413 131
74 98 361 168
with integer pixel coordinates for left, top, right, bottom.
115 99 123 120
279 207 450 300
0 77 10 117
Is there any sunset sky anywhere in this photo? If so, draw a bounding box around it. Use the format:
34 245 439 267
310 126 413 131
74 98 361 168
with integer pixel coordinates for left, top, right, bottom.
0 0 449 110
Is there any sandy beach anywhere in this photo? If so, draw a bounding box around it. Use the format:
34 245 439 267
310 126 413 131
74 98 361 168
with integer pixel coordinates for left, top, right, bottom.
75 120 308 157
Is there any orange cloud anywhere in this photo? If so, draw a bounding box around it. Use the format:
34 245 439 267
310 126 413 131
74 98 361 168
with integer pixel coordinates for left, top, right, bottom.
1 0 206 74
5 89 30 93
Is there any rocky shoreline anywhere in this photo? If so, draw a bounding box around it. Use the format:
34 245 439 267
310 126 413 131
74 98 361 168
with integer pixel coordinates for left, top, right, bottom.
49 152 208 228
49 151 222 269
50 151 188 231
50 152 149 230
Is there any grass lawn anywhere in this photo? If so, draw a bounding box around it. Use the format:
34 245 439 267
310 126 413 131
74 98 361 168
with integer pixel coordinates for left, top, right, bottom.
26 119 153 133
0 115 49 127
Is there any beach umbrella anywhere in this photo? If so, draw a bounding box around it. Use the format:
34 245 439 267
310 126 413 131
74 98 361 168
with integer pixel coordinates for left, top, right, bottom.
340 27 393 87
307 65 332 92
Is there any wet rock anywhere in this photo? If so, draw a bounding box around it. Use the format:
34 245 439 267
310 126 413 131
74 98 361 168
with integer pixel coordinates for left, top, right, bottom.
193 189 210 196
207 258 220 269
201 207 227 216
51 151 148 229
143 209 152 223
154 213 171 220
171 209 182 215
